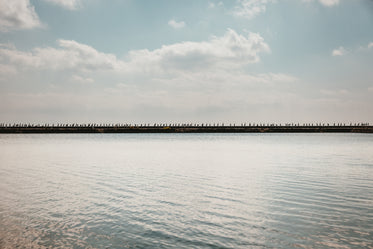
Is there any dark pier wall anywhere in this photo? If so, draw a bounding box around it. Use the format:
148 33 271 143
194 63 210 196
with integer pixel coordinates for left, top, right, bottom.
1 125 373 133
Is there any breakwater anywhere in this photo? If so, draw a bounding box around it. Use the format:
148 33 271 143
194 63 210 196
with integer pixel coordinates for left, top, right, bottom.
1 124 372 133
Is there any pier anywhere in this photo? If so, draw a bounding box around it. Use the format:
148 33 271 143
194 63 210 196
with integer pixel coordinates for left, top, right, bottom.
0 123 372 133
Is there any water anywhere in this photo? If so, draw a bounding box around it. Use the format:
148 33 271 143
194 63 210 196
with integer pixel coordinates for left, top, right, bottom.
0 133 373 248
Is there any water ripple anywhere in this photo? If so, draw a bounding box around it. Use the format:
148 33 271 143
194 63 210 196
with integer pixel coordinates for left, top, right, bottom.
1 133 373 248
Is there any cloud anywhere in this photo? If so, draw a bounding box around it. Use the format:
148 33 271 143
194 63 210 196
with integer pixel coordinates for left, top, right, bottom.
127 29 270 73
71 75 94 83
42 0 81 10
208 2 216 8
232 0 340 20
332 46 347 56
0 29 295 96
261 73 298 83
320 89 348 95
0 39 124 72
1 29 270 75
0 43 16 50
232 0 340 19
0 0 80 32
168 19 186 29
0 29 302 123
303 0 340 7
208 1 223 8
318 0 340 7
0 64 17 75
232 0 274 19
0 29 283 99
0 0 41 31
368 42 373 49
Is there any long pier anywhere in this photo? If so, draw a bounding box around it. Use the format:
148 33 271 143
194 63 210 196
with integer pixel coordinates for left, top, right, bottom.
0 124 372 133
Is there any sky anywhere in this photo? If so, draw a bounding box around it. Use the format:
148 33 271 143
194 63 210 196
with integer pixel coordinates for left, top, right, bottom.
0 0 372 124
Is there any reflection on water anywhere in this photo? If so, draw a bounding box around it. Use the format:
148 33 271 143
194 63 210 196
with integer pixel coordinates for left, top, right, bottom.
1 133 373 248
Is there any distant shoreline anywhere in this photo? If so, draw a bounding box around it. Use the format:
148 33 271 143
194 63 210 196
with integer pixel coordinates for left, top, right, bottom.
1 125 372 133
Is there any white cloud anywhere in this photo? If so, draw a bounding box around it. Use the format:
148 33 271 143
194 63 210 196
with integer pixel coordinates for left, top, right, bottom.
320 89 348 95
332 46 347 56
0 39 124 71
368 42 373 49
208 1 223 8
318 0 340 7
0 64 17 75
0 43 16 50
303 0 340 7
0 0 81 32
42 0 81 10
71 75 94 83
168 19 186 29
208 2 216 8
0 0 41 31
232 0 340 20
0 28 285 104
127 29 270 73
0 29 296 99
261 73 298 83
232 0 340 19
232 0 274 19
0 29 302 123
0 29 272 95
1 29 270 75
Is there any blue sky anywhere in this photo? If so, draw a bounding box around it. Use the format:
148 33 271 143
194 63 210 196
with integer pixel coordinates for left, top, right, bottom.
0 0 372 123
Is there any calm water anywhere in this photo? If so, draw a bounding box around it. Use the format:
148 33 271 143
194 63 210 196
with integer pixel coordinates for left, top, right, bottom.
1 133 373 248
